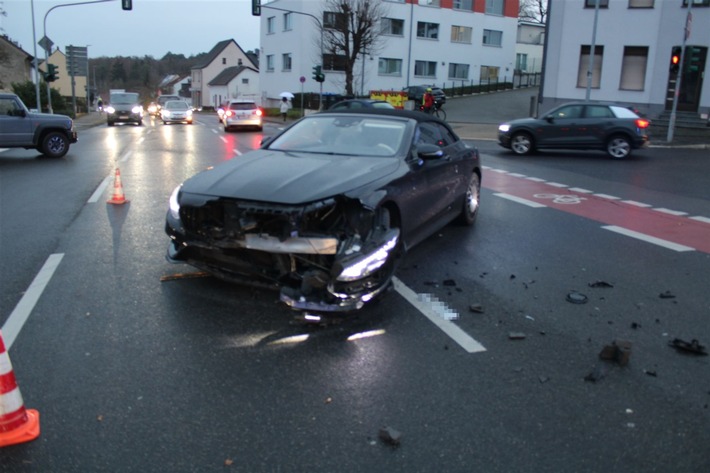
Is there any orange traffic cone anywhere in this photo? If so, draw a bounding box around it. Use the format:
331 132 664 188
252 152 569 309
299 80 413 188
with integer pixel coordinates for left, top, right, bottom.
0 331 40 448
107 167 129 205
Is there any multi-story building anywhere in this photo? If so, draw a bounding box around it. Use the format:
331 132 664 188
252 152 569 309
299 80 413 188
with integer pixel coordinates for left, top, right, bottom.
542 0 709 119
259 0 520 106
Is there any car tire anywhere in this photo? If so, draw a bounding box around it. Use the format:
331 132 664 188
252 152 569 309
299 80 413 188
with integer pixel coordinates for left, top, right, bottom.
163 121 167 125
137 120 143 126
606 134 631 159
224 125 230 132
510 132 534 155
39 131 69 158
107 121 114 127
456 172 481 226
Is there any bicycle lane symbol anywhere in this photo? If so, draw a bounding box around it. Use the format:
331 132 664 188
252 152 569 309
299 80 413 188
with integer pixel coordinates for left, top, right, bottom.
533 194 588 205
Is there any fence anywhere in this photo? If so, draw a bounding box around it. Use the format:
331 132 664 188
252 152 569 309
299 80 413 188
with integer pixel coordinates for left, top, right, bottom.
439 71 542 98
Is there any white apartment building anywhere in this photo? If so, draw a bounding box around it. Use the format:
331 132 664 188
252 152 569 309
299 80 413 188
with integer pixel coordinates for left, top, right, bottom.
259 0 520 106
542 0 709 118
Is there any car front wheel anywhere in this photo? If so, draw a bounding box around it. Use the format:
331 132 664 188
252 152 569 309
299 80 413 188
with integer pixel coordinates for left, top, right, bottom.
606 135 631 159
456 172 481 226
510 132 534 155
40 131 69 158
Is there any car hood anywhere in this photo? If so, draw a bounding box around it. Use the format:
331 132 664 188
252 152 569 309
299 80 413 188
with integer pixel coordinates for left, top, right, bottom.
110 103 139 111
504 117 541 127
28 112 73 125
181 149 400 205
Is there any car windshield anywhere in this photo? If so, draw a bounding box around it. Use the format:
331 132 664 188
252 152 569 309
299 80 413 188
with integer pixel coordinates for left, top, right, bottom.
166 101 189 110
158 96 180 105
110 93 139 104
268 115 409 157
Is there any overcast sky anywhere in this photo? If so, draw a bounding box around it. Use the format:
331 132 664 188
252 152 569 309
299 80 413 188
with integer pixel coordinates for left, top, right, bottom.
2 0 261 59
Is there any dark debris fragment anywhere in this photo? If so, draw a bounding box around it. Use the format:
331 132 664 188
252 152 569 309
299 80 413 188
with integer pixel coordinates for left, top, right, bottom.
378 426 402 447
443 279 456 286
589 280 614 288
668 338 708 356
659 290 676 299
599 340 632 366
469 304 484 313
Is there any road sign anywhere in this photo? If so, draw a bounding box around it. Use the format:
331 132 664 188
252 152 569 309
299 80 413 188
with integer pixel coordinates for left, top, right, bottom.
66 45 88 77
38 36 54 53
300 76 306 83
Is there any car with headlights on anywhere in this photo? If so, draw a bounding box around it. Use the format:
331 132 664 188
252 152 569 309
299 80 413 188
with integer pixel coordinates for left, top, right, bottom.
498 102 650 159
161 100 193 124
222 100 263 131
165 109 481 314
106 92 143 126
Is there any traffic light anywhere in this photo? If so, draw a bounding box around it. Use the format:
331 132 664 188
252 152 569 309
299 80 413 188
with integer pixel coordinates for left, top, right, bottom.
122 0 132 11
252 0 261 16
312 65 322 82
44 63 58 82
670 47 681 74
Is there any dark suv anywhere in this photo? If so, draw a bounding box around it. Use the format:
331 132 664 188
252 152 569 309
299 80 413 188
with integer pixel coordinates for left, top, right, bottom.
106 92 143 126
0 92 77 158
402 85 447 106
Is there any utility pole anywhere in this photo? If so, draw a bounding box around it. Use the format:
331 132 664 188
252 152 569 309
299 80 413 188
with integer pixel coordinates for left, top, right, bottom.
585 0 601 101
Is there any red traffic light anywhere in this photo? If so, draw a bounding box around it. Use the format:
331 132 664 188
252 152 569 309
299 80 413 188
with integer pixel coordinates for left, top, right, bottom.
671 55 680 65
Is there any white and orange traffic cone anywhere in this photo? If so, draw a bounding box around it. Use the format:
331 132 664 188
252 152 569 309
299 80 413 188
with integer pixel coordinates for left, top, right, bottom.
107 167 129 205
0 331 40 448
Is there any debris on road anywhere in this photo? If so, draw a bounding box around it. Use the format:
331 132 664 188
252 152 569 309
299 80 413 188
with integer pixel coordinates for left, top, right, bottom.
584 364 607 383
508 332 526 340
589 280 614 288
659 290 676 299
644 369 658 377
566 291 589 304
469 303 484 313
668 338 708 356
599 340 632 366
379 426 402 447
443 279 456 286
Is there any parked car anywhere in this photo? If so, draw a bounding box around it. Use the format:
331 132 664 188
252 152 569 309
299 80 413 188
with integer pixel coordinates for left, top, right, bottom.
497 102 650 159
402 85 447 107
165 109 481 314
106 92 143 126
0 92 77 158
222 100 263 131
329 99 395 110
161 100 193 125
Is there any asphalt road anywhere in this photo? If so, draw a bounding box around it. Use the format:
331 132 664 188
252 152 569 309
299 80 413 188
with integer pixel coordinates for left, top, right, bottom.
1 109 709 472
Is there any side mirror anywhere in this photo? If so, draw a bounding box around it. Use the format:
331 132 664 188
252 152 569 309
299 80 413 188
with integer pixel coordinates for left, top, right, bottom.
417 143 444 160
545 115 554 123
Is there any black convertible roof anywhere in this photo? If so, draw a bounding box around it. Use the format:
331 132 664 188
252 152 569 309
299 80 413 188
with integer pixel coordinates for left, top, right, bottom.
317 107 447 126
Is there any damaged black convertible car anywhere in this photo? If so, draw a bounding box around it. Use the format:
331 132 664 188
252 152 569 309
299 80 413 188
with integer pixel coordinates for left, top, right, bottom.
165 109 481 313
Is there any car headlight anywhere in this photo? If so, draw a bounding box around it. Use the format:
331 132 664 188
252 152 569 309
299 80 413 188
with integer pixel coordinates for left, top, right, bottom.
498 124 511 133
337 232 399 281
169 185 181 220
132 106 143 114
186 110 193 116
105 106 115 114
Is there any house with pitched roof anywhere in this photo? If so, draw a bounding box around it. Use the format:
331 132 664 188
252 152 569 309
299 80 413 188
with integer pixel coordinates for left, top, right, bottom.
208 65 260 106
190 39 259 109
0 35 35 92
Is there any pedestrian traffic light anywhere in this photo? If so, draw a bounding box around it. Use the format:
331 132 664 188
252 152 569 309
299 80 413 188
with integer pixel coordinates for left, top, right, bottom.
44 63 58 82
121 0 132 10
670 47 681 74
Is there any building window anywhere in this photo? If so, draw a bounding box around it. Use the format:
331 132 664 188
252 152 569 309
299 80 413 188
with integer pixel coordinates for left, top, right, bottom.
266 55 275 72
414 60 437 78
483 29 503 46
683 0 710 5
629 0 654 7
516 53 528 71
585 0 609 7
378 58 402 76
485 0 504 15
267 16 275 34
480 66 499 80
238 58 243 66
381 18 404 36
576 45 604 88
448 63 469 79
282 53 292 71
417 22 439 40
453 0 474 11
451 25 472 43
323 53 347 71
421 0 440 6
283 12 292 30
324 11 347 29
241 78 249 85
222 58 226 65
619 46 648 90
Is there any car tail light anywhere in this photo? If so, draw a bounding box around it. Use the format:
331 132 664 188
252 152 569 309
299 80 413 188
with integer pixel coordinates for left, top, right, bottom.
256 109 263 116
225 110 233 117
636 118 650 129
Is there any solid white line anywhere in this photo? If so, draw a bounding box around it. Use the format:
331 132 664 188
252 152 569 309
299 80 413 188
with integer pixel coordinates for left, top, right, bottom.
602 226 695 252
233 149 242 156
526 177 546 182
568 187 593 193
220 136 227 143
508 173 526 178
88 175 112 203
594 193 621 200
653 208 688 216
118 150 131 164
489 168 508 174
494 193 546 208
393 277 486 353
546 182 568 188
690 216 710 224
1 253 65 349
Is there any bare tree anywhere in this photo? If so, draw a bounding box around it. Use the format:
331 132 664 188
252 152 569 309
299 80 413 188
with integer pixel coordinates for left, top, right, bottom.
519 0 548 24
319 0 388 97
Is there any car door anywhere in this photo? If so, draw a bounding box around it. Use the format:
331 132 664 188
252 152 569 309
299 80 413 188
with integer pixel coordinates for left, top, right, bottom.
582 105 615 145
536 104 584 147
0 97 33 146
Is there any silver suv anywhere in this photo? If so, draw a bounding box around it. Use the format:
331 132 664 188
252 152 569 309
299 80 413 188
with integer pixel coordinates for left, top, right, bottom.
0 92 77 158
222 100 263 131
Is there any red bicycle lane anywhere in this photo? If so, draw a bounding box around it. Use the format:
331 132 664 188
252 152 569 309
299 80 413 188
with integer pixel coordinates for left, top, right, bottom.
482 169 710 255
